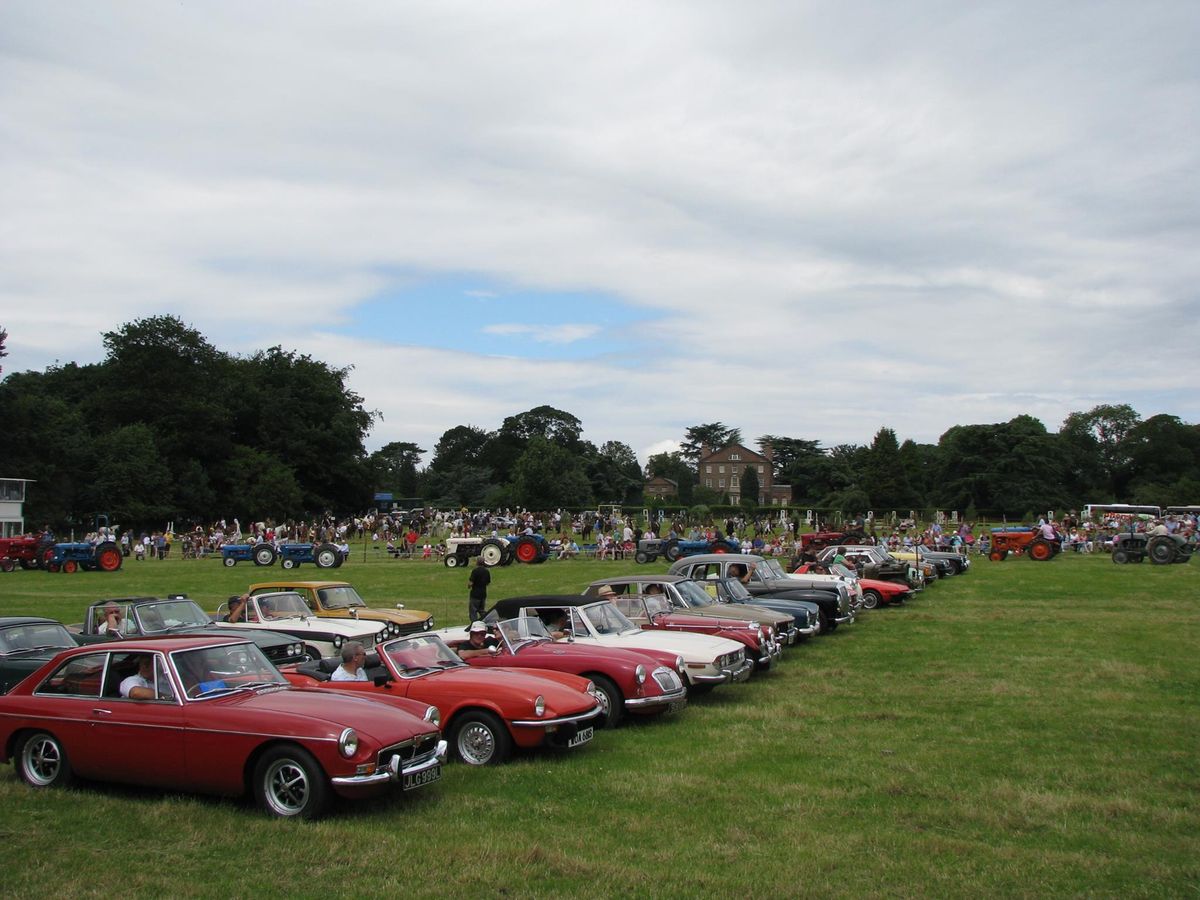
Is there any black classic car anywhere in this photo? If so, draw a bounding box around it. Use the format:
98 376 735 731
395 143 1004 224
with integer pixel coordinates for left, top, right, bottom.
75 596 308 666
0 617 80 694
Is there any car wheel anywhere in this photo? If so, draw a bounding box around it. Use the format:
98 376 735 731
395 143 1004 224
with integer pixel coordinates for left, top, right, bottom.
223 556 237 567
253 745 331 819
1111 549 1130 564
314 543 340 569
16 731 75 788
862 589 881 609
444 554 459 568
252 544 277 567
663 539 681 562
94 542 122 572
590 675 623 729
1148 537 1177 565
634 551 649 564
479 540 505 567
281 557 297 570
451 710 512 766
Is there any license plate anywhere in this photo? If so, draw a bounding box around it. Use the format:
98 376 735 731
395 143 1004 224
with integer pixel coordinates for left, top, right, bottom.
568 726 593 748
667 700 686 715
401 764 441 790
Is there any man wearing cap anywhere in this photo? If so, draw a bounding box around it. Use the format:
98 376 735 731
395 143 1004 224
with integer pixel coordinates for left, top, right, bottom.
457 622 499 659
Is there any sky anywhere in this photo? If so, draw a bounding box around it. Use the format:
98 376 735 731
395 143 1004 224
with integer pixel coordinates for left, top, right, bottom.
2 1 1197 466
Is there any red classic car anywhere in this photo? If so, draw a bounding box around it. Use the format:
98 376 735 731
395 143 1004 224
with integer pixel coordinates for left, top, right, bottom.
437 617 687 728
0 637 446 819
281 633 604 766
792 563 912 608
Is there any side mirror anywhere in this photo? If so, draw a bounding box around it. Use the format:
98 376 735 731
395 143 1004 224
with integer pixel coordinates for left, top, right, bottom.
373 674 390 687
395 603 405 609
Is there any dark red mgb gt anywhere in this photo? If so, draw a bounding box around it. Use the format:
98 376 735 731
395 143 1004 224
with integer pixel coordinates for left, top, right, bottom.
0 636 446 819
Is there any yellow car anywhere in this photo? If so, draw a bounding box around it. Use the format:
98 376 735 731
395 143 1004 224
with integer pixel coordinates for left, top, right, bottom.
248 580 434 639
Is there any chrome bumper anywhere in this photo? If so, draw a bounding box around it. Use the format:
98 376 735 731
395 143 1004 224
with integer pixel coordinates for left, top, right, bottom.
693 656 755 684
625 685 688 708
511 702 603 728
834 613 855 625
331 739 447 787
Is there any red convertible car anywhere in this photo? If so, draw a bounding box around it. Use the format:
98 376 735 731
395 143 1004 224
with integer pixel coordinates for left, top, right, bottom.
437 617 688 728
0 637 446 819
282 633 604 766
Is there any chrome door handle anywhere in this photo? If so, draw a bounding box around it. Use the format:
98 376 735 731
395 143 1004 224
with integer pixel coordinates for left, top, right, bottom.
92 708 112 716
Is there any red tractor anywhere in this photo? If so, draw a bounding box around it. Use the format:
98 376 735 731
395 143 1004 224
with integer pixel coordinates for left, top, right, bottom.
0 533 55 573
988 527 1060 562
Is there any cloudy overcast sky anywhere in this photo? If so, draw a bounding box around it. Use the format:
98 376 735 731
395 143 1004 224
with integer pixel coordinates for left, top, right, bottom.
2 1 1197 464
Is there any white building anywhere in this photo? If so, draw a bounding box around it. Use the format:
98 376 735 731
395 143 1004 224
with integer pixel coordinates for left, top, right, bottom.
0 478 34 537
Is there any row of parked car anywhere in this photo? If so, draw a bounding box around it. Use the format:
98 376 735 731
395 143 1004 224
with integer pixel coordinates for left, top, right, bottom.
0 547 967 819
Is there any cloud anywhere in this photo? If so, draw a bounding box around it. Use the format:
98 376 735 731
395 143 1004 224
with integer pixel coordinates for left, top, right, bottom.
1 1 1197 465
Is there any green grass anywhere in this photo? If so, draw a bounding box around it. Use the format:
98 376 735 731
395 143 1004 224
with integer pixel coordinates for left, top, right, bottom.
0 550 1197 898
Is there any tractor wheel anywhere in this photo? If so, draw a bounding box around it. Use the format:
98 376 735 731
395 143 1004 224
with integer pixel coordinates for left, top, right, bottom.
444 554 460 568
62 560 78 574
37 541 55 570
1028 540 1055 561
252 544 278 567
634 551 649 564
314 543 340 569
1147 537 1177 565
513 537 539 564
479 540 505 567
46 563 60 573
223 556 237 567
1111 549 1130 564
281 557 297 570
709 542 729 554
0 559 14 573
332 553 344 568
19 559 37 570
94 542 122 572
663 539 681 562
989 550 1007 562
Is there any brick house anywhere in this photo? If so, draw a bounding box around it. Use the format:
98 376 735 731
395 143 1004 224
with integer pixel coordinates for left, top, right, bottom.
643 476 679 500
696 444 792 506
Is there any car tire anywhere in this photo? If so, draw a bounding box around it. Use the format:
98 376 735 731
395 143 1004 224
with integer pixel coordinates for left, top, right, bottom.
590 675 623 729
663 539 681 562
314 543 340 569
252 544 278 567
16 731 75 788
1111 549 1130 564
862 589 882 609
634 551 649 564
479 540 505 567
1147 537 1177 565
223 556 237 568
253 745 331 819
450 710 512 766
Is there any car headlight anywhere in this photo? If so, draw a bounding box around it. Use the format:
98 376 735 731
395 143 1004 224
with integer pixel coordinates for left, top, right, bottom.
424 705 441 726
756 627 764 643
534 695 546 717
333 635 344 649
675 656 684 674
291 643 302 657
586 680 597 696
424 618 433 631
338 727 359 758
635 664 646 685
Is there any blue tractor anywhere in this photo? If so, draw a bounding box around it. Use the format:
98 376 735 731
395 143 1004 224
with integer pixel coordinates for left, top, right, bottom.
634 536 739 564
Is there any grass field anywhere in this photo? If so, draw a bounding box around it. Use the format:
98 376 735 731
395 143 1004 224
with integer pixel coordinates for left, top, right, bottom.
0 550 1196 898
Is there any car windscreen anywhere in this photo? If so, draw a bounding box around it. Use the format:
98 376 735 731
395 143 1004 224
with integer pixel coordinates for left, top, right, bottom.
317 586 367 609
759 559 788 579
718 578 754 601
0 622 75 653
675 580 718 607
136 600 210 633
258 593 311 618
582 602 639 636
175 643 286 698
383 634 464 675
497 616 551 651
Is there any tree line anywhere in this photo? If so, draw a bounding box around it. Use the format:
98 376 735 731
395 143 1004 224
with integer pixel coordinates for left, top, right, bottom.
2 317 1198 530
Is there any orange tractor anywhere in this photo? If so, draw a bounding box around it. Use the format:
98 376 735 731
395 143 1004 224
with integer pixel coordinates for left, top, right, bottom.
988 527 1060 562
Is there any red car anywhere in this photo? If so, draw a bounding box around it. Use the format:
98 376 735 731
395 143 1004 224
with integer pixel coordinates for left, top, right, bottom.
793 563 912 608
437 617 688 728
282 633 604 766
0 637 446 819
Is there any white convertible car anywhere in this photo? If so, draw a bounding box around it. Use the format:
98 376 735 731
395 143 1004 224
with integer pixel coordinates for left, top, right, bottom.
215 591 386 661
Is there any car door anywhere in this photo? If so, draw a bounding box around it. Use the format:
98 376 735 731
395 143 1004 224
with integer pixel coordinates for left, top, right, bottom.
89 650 186 788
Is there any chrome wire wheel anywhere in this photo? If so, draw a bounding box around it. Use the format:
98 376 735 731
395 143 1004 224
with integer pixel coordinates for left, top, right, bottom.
457 721 496 765
264 757 312 816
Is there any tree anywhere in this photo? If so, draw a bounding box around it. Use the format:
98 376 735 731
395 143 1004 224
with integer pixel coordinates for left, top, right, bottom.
681 423 742 462
588 440 643 504
740 465 760 506
222 445 304 520
862 427 917 510
1060 404 1142 498
756 435 822 480
508 436 593 508
0 324 7 375
645 451 695 504
368 442 425 496
78 424 174 525
488 406 585 483
429 425 493 472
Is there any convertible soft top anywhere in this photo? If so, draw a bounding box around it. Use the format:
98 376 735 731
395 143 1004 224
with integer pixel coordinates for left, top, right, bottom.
487 595 601 620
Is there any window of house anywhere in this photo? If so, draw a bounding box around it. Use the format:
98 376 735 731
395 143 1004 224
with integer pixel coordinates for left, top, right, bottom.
758 465 764 473
730 453 740 461
718 465 725 474
731 475 739 487
719 479 725 488
705 479 712 488
705 465 712 474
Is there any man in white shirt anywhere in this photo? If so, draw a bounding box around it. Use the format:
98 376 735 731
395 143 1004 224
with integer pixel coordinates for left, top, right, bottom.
331 642 368 681
120 656 156 699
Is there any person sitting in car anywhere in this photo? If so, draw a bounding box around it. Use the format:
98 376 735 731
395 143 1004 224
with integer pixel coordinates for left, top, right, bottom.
97 602 128 637
457 621 500 659
120 655 157 700
331 642 368 681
